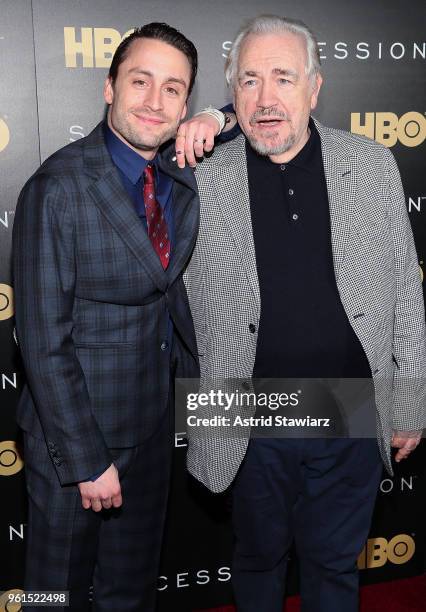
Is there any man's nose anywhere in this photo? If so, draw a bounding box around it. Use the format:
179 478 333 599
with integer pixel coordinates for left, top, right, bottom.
257 81 277 109
144 85 163 111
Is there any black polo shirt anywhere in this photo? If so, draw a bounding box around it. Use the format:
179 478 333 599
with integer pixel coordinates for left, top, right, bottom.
248 119 371 379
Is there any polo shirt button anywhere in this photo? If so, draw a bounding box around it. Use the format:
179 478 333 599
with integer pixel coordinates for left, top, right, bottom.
280 164 286 171
292 213 299 221
249 323 256 333
288 188 294 196
160 341 169 351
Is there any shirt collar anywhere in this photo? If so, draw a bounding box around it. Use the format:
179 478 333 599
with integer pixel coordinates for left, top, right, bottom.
104 121 157 185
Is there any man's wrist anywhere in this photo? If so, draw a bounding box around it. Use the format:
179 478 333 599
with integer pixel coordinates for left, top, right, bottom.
193 106 227 134
392 429 422 437
83 464 110 483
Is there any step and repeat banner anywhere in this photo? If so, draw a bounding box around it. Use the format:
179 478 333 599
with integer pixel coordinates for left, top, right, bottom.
1 0 425 609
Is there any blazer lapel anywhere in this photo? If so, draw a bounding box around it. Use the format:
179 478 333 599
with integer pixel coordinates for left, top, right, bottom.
83 123 168 292
201 134 260 308
316 120 358 283
156 147 199 287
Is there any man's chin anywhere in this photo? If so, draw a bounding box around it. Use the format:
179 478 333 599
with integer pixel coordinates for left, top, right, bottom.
248 135 295 157
126 127 178 152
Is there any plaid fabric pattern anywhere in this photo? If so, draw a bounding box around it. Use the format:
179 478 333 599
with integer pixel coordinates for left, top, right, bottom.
185 119 426 493
23 412 173 612
13 122 199 486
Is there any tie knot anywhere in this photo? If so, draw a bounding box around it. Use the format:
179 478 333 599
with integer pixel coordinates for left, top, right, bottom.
143 164 155 186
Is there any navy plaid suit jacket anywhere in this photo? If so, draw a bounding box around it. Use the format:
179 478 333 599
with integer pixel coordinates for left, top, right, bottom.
13 122 200 485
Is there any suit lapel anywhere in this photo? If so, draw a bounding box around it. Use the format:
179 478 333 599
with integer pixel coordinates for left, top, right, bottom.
156 148 199 287
87 170 169 291
83 123 168 292
201 134 260 308
316 120 358 283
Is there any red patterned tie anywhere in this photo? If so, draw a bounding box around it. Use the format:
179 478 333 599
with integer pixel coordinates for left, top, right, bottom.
143 164 170 269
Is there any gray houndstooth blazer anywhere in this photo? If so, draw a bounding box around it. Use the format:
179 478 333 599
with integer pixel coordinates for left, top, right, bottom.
185 119 426 493
13 122 200 486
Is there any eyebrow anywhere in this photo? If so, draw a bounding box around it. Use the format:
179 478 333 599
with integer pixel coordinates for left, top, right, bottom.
239 68 299 81
128 68 187 88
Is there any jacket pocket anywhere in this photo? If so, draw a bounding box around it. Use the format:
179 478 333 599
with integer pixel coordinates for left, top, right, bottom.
74 342 136 349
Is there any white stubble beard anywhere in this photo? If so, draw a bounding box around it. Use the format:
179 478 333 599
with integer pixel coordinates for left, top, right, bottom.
245 107 296 157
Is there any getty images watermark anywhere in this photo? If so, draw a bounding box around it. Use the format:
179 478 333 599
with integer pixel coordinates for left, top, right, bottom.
185 387 332 429
174 377 426 439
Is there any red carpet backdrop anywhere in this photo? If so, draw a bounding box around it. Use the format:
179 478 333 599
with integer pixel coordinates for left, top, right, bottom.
0 1 425 610
197 574 426 611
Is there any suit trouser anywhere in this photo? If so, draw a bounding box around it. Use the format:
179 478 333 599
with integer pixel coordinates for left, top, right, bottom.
231 436 383 612
23 412 173 612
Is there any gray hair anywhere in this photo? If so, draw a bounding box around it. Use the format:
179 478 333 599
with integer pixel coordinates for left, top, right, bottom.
225 14 321 88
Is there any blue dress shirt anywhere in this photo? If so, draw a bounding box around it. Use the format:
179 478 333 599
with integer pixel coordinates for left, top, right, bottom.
103 123 175 246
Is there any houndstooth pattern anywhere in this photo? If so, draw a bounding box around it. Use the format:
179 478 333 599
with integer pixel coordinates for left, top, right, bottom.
185 119 426 493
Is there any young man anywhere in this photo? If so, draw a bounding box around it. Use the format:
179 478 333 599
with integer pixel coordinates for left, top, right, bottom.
13 23 199 611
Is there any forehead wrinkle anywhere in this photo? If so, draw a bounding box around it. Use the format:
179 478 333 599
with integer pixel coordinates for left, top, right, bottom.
272 67 299 80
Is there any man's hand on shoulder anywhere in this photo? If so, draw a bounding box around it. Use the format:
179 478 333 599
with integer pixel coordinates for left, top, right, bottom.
175 107 237 168
391 430 422 462
77 463 122 512
175 113 219 169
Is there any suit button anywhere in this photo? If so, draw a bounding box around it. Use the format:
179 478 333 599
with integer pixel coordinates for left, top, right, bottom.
241 380 251 391
249 324 256 333
160 341 169 351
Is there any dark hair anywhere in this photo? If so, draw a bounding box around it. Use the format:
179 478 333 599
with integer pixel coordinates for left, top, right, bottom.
108 22 198 96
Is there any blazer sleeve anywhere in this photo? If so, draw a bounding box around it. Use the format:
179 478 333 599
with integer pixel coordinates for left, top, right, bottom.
217 104 241 143
384 148 426 432
13 172 112 485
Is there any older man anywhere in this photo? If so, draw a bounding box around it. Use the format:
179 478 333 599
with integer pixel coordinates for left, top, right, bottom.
183 15 426 612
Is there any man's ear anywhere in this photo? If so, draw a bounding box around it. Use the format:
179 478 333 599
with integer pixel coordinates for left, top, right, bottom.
310 74 323 111
104 77 114 105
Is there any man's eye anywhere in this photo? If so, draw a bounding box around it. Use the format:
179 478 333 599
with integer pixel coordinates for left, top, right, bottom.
165 87 178 95
134 80 146 86
278 78 290 85
243 79 256 87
